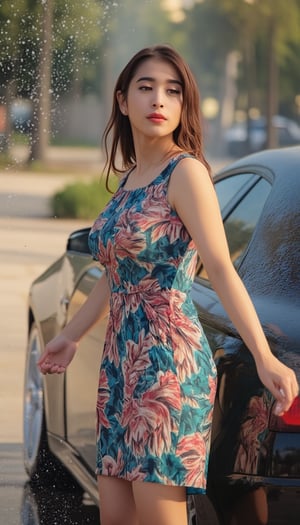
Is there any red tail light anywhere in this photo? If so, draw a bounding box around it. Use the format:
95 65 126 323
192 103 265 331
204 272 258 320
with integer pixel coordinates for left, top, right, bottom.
269 396 300 432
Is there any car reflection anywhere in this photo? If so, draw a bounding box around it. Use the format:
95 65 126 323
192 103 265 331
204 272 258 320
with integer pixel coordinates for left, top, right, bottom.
21 481 100 525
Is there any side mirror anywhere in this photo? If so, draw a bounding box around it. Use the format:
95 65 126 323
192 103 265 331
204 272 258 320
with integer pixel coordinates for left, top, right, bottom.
67 228 91 254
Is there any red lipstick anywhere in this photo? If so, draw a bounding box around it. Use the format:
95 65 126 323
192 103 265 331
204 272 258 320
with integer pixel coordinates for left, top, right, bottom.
147 113 166 122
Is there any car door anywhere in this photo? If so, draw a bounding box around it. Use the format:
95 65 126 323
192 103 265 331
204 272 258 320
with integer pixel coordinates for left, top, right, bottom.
65 265 108 472
191 170 272 352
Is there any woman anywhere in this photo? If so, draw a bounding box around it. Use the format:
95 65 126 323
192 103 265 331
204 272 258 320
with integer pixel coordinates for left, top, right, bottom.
38 45 298 525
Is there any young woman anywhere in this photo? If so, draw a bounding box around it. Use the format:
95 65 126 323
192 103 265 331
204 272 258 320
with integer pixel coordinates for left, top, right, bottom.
38 45 298 525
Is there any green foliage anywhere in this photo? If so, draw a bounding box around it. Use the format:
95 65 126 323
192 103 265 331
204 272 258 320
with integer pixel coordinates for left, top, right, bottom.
182 1 235 98
0 0 104 98
101 0 177 82
52 0 104 97
51 176 118 220
0 0 40 94
182 0 300 120
1 0 300 152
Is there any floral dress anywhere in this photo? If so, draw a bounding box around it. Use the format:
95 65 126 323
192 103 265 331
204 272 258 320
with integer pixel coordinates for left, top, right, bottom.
88 154 217 494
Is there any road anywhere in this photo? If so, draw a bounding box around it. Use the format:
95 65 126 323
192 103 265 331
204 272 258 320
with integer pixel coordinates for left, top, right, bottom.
0 164 92 524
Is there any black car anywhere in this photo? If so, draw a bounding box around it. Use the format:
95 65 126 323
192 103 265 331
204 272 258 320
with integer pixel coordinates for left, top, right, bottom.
24 147 300 525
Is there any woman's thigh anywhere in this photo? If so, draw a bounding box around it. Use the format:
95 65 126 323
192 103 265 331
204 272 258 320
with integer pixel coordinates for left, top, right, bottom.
97 475 138 525
132 481 188 525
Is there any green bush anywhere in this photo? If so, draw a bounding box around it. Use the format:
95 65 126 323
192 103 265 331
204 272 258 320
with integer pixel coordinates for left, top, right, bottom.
51 176 118 219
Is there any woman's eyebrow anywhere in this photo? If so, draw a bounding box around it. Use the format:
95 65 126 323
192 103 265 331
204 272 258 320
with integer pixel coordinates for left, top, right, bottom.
136 76 182 86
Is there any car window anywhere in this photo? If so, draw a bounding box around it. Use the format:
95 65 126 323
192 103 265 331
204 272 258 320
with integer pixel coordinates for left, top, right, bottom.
223 178 271 266
214 173 254 211
197 177 271 279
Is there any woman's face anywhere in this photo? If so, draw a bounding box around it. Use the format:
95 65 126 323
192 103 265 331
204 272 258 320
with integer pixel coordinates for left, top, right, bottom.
118 58 183 141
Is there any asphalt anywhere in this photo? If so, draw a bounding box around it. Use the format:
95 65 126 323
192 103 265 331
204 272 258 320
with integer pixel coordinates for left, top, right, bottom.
0 149 97 525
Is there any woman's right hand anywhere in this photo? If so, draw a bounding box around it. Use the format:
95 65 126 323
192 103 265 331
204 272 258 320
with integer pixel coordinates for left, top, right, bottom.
37 334 78 375
37 274 111 375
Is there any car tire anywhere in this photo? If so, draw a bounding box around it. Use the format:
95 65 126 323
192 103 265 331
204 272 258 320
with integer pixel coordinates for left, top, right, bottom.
187 496 197 525
23 322 56 482
21 482 40 525
23 322 83 491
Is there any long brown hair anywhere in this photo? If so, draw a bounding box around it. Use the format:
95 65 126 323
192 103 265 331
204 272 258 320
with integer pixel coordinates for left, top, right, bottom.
102 44 211 190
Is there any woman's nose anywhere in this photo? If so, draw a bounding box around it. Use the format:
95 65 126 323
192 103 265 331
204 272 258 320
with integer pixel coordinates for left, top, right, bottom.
152 100 163 108
151 90 164 107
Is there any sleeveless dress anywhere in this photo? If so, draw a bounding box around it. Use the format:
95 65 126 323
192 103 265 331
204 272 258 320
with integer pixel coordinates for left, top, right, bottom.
88 154 217 494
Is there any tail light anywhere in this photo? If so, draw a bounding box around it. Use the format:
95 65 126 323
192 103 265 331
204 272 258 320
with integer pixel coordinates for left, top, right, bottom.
269 395 300 432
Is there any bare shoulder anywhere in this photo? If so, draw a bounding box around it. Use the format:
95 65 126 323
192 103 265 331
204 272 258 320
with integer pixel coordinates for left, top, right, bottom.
168 156 213 207
172 156 211 184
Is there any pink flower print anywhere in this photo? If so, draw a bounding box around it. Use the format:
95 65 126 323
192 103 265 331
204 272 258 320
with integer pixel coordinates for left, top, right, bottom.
120 371 181 457
110 293 124 332
96 369 110 433
125 465 147 482
185 248 198 280
98 238 121 286
121 282 147 317
134 194 189 244
113 214 146 259
122 329 152 398
177 433 207 487
103 307 122 367
169 291 202 381
146 370 182 411
121 280 171 339
120 398 154 457
102 449 124 476
234 394 269 473
208 374 217 407
90 215 107 234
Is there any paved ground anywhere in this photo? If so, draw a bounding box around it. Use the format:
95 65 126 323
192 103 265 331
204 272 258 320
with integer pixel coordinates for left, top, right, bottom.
0 153 94 524
0 173 92 444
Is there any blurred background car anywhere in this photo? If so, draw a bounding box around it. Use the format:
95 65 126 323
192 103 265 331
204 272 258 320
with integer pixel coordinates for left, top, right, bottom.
224 115 300 157
10 98 33 133
23 147 300 525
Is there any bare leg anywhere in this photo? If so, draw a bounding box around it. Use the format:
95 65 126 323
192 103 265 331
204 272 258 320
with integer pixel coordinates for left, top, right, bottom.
132 480 188 525
98 475 139 525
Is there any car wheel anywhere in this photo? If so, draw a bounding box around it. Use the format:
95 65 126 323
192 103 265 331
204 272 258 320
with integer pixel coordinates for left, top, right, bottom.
21 482 40 525
23 323 48 479
187 496 197 525
23 322 82 490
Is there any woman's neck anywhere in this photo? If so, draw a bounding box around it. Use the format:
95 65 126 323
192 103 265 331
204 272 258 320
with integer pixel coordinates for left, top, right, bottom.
133 141 182 178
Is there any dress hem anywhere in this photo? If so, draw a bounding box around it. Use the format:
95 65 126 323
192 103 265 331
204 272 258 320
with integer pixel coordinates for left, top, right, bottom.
95 470 206 495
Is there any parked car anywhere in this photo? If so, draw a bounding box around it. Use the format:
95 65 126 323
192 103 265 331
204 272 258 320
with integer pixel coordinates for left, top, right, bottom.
224 115 300 157
24 147 300 524
11 98 32 133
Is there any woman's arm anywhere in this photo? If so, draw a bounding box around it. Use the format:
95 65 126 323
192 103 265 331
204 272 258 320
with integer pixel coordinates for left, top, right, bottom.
38 272 110 374
61 271 110 341
168 157 299 414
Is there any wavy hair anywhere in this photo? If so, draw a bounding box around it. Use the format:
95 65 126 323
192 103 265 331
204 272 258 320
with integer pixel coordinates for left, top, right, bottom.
102 45 211 190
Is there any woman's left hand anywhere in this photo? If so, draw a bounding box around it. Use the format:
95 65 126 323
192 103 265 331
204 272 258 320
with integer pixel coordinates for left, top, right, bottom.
255 354 299 415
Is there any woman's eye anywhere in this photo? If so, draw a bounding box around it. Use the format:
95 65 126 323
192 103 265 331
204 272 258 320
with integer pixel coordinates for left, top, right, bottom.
168 88 181 95
139 86 152 91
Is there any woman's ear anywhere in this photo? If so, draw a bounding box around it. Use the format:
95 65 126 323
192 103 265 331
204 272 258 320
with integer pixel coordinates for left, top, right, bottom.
116 90 128 116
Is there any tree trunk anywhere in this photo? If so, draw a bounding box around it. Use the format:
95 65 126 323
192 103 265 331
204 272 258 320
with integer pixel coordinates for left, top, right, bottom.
30 0 53 162
2 80 16 154
266 15 279 149
245 37 256 154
